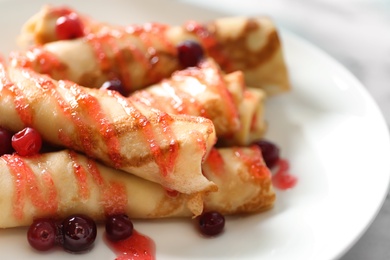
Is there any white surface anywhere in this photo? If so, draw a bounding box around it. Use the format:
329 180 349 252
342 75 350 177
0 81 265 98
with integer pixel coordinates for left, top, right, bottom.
0 0 389 259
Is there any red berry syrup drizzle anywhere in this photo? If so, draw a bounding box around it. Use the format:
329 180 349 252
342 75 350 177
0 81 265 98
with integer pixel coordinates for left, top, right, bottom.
173 60 239 127
0 62 34 126
255 139 298 190
10 47 68 78
105 230 156 260
87 23 176 94
68 150 128 216
203 148 225 176
234 146 273 180
2 154 58 220
129 70 210 119
272 158 297 190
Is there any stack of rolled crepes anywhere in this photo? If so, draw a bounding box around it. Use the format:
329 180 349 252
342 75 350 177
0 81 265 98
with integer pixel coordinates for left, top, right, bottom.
0 5 290 228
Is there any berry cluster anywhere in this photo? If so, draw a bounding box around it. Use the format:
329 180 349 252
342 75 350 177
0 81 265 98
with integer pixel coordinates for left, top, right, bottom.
28 213 134 253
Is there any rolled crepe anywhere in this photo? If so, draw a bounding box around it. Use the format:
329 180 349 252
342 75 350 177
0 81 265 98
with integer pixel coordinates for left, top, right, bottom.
225 88 267 146
19 6 101 45
0 61 217 196
14 5 290 95
129 58 266 144
0 147 274 228
203 146 275 214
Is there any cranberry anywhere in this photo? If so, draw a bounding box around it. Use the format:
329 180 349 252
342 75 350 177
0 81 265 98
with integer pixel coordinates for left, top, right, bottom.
0 127 13 155
27 218 58 251
55 12 85 40
177 40 204 68
12 127 42 156
254 139 280 169
100 79 126 96
105 214 134 242
62 214 97 253
198 211 225 236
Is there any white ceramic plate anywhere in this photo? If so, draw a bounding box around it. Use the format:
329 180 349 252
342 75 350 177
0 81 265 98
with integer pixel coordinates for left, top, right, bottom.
0 0 389 259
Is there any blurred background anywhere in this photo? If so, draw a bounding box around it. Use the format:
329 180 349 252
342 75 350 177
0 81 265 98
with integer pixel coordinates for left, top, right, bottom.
181 0 390 259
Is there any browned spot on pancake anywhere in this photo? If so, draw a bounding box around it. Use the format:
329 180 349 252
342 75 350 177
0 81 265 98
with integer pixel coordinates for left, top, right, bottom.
207 19 280 72
147 194 188 218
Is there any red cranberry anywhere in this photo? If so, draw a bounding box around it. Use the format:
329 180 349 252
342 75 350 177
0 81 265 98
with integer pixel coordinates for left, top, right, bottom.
177 40 204 68
12 127 42 156
254 139 280 169
0 127 13 155
62 214 97 253
198 211 225 236
27 218 58 251
105 214 134 242
55 13 85 40
100 79 126 96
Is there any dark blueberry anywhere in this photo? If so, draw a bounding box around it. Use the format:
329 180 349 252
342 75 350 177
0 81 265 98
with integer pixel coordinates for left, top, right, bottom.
100 79 126 96
254 139 280 168
62 214 97 253
177 40 204 68
198 211 225 236
105 214 134 241
0 127 13 155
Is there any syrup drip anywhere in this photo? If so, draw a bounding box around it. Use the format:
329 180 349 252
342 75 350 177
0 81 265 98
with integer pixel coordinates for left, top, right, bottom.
272 159 297 190
2 154 58 220
105 230 156 260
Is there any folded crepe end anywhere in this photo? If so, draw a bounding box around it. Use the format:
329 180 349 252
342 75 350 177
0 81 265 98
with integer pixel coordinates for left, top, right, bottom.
186 193 204 217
